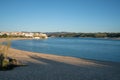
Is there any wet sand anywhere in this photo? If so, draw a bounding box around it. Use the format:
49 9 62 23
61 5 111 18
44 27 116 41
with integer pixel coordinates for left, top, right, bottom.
0 38 120 80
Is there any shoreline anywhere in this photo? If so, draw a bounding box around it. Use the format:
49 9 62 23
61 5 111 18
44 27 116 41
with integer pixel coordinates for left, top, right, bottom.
0 38 120 80
1 38 119 63
0 38 106 65
49 37 120 40
1 38 120 65
7 37 120 63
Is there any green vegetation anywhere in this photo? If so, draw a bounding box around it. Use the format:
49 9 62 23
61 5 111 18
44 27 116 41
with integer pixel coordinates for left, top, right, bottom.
0 34 8 38
47 32 120 38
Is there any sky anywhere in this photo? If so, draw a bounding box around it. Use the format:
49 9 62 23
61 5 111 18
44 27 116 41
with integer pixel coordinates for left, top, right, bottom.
0 0 120 32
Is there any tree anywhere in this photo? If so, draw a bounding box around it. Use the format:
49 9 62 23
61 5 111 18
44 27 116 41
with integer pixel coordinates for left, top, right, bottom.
2 34 8 38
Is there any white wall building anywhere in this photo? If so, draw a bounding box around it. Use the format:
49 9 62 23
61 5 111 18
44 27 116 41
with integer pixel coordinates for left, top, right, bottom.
25 33 34 37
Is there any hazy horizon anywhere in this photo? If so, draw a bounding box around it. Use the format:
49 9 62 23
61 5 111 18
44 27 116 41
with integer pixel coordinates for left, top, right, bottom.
0 0 120 32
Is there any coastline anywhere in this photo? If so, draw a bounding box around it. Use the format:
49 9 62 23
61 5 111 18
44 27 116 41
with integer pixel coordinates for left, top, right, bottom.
0 38 120 80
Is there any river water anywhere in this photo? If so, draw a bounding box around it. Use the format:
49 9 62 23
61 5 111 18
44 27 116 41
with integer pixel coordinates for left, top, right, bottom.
11 38 120 62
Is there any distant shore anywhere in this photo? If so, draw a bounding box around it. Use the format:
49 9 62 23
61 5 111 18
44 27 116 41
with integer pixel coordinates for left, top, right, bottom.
0 38 120 80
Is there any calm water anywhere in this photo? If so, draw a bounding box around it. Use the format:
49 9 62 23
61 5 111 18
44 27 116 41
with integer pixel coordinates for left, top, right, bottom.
11 38 120 62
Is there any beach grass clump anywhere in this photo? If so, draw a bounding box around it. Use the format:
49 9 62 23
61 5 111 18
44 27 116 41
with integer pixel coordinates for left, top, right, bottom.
0 54 23 70
2 57 9 68
0 38 25 71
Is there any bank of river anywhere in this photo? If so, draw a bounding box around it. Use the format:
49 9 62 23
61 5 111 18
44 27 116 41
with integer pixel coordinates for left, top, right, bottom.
11 37 120 62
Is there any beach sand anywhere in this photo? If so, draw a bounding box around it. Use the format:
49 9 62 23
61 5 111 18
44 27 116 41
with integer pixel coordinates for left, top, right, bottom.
0 38 120 80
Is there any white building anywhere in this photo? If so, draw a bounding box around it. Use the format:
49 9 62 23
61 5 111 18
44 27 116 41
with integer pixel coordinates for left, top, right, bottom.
25 33 34 37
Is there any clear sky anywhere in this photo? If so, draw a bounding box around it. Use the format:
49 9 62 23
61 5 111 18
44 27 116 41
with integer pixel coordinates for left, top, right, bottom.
0 0 120 32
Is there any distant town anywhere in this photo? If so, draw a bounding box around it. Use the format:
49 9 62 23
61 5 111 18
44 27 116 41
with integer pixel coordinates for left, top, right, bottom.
0 32 48 39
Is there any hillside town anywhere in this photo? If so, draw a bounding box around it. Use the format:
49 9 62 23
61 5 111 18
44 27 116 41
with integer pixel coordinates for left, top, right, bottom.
0 32 48 39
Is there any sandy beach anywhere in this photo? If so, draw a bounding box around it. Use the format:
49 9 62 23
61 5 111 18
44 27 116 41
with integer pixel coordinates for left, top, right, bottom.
0 38 120 80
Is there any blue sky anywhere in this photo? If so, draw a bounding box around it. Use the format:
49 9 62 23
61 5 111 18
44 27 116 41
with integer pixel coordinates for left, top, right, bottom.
0 0 120 32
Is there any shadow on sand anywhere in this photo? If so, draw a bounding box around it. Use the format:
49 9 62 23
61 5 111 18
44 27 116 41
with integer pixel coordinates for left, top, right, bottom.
25 55 120 80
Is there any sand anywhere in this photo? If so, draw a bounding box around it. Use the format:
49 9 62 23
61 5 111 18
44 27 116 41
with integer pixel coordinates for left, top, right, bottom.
0 38 120 80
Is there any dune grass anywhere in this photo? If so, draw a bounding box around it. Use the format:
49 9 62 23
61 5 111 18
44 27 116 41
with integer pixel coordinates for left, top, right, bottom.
0 38 24 70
